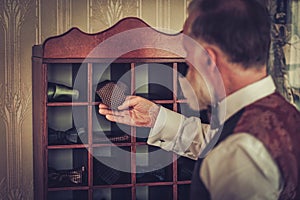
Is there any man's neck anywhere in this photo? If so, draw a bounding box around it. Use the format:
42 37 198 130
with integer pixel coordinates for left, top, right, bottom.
224 64 267 96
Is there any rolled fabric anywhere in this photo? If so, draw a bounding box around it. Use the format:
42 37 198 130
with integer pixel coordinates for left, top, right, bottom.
48 166 85 187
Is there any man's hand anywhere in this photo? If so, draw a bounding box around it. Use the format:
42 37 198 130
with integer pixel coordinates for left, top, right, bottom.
98 96 160 127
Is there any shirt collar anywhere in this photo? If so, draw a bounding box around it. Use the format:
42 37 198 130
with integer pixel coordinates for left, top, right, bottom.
218 75 276 125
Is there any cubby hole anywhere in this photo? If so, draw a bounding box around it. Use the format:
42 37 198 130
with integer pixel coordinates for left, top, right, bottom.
47 106 88 145
48 148 88 188
178 184 191 200
48 190 88 200
177 103 210 124
177 156 195 181
136 127 150 143
177 62 189 100
47 63 88 102
93 146 131 185
135 63 174 100
136 185 173 200
93 187 132 200
93 63 131 103
93 105 131 144
136 145 173 183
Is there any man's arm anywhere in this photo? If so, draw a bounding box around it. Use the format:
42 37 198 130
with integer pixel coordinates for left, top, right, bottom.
147 106 210 160
99 95 211 160
99 96 160 127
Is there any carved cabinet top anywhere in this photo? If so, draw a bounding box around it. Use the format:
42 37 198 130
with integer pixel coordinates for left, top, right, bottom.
35 17 185 60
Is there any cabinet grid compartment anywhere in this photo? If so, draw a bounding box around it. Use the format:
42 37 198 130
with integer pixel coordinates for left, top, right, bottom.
32 17 198 200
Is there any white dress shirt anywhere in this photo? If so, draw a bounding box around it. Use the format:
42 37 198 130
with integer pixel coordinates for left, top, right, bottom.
147 75 282 199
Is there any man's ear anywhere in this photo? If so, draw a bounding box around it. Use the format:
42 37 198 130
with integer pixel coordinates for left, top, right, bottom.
204 47 218 73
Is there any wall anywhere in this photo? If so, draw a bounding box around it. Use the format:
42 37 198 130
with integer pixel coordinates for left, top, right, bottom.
0 0 189 199
1 0 299 199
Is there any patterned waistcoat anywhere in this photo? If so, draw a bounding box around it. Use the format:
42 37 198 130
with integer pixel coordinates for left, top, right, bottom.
190 92 300 200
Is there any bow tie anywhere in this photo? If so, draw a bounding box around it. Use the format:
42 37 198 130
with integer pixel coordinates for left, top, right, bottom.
48 127 86 145
207 104 220 130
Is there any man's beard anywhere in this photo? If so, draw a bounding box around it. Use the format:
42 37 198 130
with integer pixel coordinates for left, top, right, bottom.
178 76 211 111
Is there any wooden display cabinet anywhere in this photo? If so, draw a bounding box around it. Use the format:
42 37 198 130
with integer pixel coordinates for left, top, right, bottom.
32 17 198 200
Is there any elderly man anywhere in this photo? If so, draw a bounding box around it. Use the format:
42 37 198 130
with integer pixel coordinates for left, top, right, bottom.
99 0 300 199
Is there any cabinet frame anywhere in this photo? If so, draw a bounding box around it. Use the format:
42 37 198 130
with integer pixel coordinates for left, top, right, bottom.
32 17 194 200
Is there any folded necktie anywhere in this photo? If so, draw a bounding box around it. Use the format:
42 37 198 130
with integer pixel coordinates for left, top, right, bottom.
94 160 121 185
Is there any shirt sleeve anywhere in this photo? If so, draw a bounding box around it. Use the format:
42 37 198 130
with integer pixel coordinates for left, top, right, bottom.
147 106 210 160
199 133 282 200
